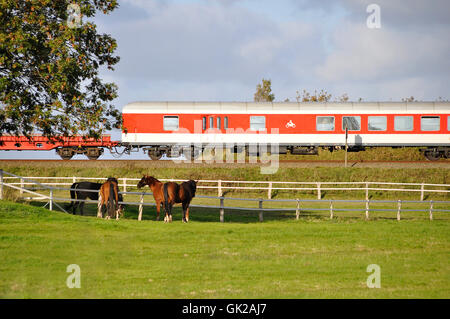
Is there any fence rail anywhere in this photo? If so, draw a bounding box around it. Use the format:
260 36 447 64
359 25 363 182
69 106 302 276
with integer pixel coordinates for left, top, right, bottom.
1 169 450 222
2 175 450 201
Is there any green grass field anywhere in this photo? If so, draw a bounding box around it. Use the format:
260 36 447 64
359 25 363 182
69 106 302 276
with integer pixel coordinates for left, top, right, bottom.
0 200 449 298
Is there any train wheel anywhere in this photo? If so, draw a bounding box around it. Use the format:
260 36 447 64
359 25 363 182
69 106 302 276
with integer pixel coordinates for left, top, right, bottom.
424 151 440 161
85 147 103 160
148 150 163 160
56 147 74 160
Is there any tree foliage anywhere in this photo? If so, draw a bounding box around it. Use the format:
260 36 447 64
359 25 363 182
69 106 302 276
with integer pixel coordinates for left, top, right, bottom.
254 78 275 102
0 0 121 140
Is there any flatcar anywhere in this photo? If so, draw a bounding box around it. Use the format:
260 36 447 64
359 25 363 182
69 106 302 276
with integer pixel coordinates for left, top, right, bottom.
0 135 119 160
122 101 450 161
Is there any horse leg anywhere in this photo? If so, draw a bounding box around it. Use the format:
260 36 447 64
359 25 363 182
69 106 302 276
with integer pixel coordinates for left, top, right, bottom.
156 200 161 221
97 194 102 218
182 202 187 223
80 202 85 216
186 206 189 222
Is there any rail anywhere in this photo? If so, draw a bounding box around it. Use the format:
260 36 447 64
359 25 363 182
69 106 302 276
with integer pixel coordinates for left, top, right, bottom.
2 175 450 201
1 170 449 222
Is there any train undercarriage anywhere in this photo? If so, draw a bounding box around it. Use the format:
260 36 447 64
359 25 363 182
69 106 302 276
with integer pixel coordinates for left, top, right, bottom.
138 144 450 161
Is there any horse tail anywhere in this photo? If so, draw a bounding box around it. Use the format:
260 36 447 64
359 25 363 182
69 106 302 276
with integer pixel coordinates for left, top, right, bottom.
66 183 78 209
108 182 115 217
163 183 169 213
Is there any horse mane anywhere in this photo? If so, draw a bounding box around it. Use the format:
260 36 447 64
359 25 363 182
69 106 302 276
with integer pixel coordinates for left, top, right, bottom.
145 176 161 186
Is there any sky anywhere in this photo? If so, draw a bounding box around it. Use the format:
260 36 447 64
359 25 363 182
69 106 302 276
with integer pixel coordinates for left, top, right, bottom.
2 0 450 159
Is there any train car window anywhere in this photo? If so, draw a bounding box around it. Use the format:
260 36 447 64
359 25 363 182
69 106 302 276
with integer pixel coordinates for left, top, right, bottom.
368 116 387 131
394 116 413 131
217 117 221 130
209 117 214 129
342 116 361 131
421 116 440 131
224 116 228 130
163 116 179 131
316 116 335 131
202 117 206 130
250 116 266 131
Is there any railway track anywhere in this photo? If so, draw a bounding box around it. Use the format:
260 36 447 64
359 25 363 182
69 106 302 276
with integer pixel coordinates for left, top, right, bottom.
0 159 448 164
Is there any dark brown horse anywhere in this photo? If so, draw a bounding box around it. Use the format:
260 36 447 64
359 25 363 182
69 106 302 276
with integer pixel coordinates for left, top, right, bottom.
98 177 123 220
165 179 197 223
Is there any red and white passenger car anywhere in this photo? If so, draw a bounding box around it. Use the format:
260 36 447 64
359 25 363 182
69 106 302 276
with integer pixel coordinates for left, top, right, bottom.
122 101 450 160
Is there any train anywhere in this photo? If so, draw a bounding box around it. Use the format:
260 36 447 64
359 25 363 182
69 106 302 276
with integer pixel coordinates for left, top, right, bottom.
1 101 449 161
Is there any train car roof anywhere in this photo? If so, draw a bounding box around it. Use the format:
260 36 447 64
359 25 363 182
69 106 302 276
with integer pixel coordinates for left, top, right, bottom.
122 101 450 114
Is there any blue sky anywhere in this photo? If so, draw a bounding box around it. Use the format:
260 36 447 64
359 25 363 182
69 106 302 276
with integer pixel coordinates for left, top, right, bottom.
2 0 449 160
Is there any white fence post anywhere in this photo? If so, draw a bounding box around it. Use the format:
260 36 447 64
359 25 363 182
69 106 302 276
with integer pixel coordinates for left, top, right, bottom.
330 200 333 219
218 180 222 197
429 200 433 221
365 200 370 220
397 200 401 221
420 183 425 201
73 176 76 183
317 183 321 199
0 169 3 200
49 189 53 211
123 178 127 193
268 182 272 199
138 194 144 221
20 178 24 195
220 197 224 223
258 199 263 222
365 182 369 201
296 199 300 220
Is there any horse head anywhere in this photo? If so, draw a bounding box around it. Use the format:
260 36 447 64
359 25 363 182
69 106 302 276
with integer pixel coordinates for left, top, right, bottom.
137 175 148 189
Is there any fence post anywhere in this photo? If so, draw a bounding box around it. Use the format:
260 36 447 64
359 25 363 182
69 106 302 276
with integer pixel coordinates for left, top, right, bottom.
365 199 370 220
397 200 401 221
330 200 333 219
317 183 321 200
296 199 300 220
73 176 76 183
97 195 102 218
0 169 3 200
365 182 369 201
220 197 224 223
138 194 144 221
420 183 425 201
20 177 24 195
218 180 222 197
429 200 433 221
268 182 272 199
123 178 127 193
49 189 53 211
258 199 263 222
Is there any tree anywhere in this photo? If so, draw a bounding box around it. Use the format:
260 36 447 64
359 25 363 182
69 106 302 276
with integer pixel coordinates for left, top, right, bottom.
296 89 332 102
0 0 121 140
254 78 275 102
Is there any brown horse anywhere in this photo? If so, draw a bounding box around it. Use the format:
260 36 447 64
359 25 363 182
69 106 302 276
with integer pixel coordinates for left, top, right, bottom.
137 175 170 221
98 177 123 220
137 176 197 223
163 179 197 223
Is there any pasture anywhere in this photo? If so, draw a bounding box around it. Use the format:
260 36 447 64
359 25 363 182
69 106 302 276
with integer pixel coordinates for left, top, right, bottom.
0 161 449 298
0 199 449 298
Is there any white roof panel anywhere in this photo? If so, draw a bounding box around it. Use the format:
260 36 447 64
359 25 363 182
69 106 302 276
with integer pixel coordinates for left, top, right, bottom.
122 101 450 114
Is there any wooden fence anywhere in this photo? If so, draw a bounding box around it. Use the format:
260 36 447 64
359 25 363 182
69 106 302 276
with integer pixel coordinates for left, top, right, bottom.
2 174 450 201
1 169 449 222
